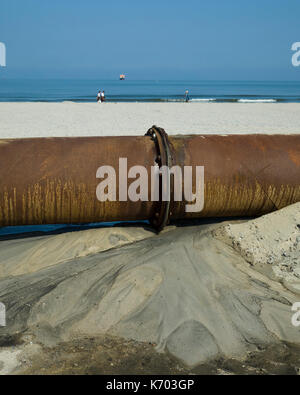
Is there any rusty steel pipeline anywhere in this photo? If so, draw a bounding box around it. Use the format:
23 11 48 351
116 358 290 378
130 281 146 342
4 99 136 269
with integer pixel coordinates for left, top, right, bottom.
0 126 299 230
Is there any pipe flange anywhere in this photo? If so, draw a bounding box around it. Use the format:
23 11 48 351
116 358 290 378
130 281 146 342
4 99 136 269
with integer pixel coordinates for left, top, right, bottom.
145 125 173 231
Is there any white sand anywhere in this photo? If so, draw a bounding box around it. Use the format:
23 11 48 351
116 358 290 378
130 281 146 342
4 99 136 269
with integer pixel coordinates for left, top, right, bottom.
0 102 300 138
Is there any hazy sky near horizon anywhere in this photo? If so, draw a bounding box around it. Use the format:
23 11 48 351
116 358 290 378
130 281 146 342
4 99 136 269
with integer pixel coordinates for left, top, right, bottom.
1 0 300 80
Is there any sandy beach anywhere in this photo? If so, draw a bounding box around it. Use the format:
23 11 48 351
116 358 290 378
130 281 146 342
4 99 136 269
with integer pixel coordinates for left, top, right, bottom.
0 102 300 374
0 102 300 138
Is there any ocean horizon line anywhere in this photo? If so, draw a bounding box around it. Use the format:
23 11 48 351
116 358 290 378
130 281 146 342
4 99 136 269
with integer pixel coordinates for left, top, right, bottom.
1 79 300 103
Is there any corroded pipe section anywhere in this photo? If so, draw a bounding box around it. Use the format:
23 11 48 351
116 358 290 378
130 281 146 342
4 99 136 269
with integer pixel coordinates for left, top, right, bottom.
169 133 300 220
0 129 299 229
0 136 156 226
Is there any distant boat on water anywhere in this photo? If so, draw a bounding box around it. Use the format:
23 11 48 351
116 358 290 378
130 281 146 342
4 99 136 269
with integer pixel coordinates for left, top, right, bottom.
120 74 126 80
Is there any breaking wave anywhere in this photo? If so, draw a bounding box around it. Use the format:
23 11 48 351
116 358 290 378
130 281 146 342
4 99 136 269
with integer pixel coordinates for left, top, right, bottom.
190 98 216 102
237 99 277 103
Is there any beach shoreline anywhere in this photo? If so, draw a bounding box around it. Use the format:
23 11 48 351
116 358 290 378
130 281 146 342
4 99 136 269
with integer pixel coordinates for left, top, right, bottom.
0 102 300 138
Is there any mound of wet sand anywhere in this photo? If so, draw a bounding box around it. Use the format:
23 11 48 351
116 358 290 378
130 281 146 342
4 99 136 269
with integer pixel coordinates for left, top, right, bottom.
0 205 299 373
0 226 155 278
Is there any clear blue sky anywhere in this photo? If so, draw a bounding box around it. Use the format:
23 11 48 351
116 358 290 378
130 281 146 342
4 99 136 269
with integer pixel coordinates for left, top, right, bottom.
1 0 300 80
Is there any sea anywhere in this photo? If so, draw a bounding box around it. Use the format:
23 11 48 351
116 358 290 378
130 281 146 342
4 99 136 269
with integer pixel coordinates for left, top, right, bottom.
0 79 300 103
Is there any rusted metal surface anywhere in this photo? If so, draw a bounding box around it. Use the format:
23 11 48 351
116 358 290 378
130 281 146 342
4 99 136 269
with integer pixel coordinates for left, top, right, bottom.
0 136 157 226
168 134 300 219
0 129 299 229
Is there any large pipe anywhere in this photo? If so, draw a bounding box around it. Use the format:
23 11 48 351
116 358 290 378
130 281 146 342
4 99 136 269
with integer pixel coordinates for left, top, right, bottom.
0 126 299 230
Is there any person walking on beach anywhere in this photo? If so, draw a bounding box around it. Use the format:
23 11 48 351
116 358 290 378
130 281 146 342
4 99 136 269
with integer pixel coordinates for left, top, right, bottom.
101 91 106 103
185 90 190 102
97 90 101 103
